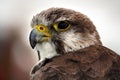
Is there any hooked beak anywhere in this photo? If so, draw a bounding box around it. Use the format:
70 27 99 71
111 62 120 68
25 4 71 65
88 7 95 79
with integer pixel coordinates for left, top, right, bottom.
29 29 37 49
29 28 51 49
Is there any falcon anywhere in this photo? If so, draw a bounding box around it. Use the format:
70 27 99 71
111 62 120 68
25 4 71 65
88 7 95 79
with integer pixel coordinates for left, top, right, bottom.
29 8 120 80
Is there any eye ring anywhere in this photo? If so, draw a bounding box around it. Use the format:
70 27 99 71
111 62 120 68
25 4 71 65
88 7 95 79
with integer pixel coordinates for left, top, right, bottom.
54 21 71 32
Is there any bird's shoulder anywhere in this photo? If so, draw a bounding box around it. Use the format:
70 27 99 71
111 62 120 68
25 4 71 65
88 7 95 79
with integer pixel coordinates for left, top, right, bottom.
31 45 120 80
65 45 120 79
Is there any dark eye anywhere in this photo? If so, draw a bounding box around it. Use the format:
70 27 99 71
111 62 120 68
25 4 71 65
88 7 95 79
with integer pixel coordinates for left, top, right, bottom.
53 21 71 32
58 21 69 29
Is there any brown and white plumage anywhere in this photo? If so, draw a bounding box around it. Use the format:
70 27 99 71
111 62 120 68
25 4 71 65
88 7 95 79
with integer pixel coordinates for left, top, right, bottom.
29 8 120 80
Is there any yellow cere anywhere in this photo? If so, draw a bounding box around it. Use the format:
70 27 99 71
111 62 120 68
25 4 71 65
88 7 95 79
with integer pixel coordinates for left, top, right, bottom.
35 24 46 32
34 24 51 37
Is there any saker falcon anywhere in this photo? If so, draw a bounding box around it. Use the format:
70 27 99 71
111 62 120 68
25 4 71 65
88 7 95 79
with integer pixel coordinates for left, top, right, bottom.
29 8 120 80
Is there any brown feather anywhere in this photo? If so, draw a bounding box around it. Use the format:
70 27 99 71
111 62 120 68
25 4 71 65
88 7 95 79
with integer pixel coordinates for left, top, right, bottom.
30 45 120 80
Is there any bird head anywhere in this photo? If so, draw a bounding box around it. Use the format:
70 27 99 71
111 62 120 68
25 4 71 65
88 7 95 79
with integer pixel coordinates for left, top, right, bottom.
29 8 102 54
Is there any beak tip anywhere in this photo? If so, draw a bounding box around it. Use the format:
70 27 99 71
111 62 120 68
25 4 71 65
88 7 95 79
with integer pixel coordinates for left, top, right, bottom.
29 30 37 49
29 37 37 49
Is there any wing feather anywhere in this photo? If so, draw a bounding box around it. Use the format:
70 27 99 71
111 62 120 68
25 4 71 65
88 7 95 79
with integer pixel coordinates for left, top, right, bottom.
30 45 120 80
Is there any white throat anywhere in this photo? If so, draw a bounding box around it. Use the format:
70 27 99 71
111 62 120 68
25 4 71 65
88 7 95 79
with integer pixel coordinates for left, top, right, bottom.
35 42 58 62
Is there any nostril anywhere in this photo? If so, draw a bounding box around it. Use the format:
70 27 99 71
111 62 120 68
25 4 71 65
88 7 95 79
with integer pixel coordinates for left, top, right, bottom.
39 27 44 30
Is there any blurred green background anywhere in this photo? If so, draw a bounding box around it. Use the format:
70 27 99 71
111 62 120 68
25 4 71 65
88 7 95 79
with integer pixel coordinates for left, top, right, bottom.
0 0 120 80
